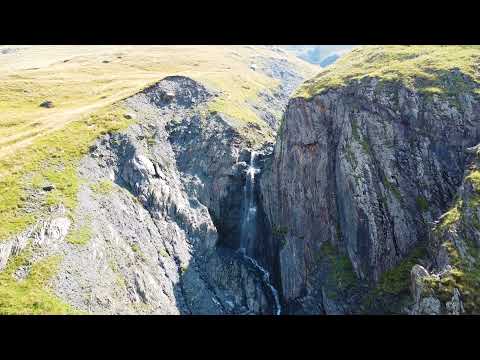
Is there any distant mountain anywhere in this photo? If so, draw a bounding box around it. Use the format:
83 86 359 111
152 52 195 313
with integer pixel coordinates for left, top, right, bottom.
278 45 354 66
319 53 340 67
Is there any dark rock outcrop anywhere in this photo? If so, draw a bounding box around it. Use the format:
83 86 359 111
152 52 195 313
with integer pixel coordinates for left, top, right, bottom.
261 76 480 313
409 145 480 314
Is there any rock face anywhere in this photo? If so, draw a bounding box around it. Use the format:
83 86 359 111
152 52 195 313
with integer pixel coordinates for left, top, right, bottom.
1 63 309 314
409 145 480 314
261 76 480 313
47 76 276 314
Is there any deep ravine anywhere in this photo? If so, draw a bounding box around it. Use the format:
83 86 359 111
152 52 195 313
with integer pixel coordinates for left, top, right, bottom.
238 150 281 315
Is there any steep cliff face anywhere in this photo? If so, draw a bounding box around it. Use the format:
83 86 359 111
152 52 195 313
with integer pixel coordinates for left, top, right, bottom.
261 46 480 313
410 144 480 314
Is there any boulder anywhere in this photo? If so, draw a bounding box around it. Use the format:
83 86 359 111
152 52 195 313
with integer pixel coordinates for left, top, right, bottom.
39 100 54 108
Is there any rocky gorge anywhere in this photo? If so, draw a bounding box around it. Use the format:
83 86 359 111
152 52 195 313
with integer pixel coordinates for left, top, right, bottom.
2 45 480 315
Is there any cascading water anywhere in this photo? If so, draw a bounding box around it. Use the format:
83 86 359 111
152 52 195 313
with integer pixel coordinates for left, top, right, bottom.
240 151 260 253
239 150 281 315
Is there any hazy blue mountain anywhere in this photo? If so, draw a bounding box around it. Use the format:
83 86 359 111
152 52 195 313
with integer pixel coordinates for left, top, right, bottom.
278 45 354 66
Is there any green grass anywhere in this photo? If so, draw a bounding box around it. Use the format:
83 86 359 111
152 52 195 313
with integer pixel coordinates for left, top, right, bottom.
437 200 462 231
376 246 427 296
424 239 480 313
90 179 115 195
320 242 357 293
295 46 480 99
159 248 169 258
361 245 427 313
66 222 92 246
272 225 288 236
0 249 74 314
131 244 140 253
131 243 147 261
382 175 402 202
0 104 132 242
416 196 429 212
466 170 480 192
360 139 371 154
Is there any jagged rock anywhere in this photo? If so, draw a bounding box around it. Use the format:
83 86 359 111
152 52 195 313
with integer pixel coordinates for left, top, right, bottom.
445 288 465 315
42 73 306 314
411 264 430 303
0 205 69 271
261 73 480 312
39 100 54 108
411 145 480 314
413 296 442 315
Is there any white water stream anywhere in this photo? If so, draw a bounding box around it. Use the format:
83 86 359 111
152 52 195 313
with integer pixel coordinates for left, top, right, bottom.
239 151 281 315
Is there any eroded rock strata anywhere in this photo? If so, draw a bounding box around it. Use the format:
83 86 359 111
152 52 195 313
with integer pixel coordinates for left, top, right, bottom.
261 76 480 313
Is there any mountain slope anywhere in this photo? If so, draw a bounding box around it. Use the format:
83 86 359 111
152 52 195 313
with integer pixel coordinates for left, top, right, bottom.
0 46 316 314
261 45 480 314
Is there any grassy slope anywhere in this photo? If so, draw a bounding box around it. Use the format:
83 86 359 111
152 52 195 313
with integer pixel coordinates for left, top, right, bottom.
0 45 317 161
295 45 480 98
0 46 316 314
0 248 75 314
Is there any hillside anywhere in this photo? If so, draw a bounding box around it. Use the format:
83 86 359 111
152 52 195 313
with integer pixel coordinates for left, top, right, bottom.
295 45 480 98
0 45 317 314
0 45 317 241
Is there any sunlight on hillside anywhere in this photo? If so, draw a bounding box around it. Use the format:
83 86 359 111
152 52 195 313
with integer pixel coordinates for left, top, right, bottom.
295 45 480 98
0 45 317 161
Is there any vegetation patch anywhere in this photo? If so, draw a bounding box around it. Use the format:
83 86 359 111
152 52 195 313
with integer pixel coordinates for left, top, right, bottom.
66 222 92 246
345 144 358 170
320 242 357 293
295 46 480 104
131 243 147 262
272 225 288 236
90 179 115 195
351 120 360 141
361 245 427 313
416 196 429 212
360 138 371 154
382 175 402 202
0 249 74 314
437 200 462 232
377 246 427 296
424 239 480 313
159 248 169 258
466 170 480 192
0 104 132 242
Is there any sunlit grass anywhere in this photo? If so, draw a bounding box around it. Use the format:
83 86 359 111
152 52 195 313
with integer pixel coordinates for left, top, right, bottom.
295 45 480 98
0 248 75 314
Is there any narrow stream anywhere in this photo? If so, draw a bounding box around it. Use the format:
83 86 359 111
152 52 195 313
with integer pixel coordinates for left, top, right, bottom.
239 150 281 315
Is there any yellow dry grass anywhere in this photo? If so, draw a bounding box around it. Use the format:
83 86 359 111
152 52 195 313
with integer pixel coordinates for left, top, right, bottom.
0 45 317 161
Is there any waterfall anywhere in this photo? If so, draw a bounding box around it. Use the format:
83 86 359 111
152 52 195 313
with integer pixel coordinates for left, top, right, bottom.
240 151 260 253
239 150 281 315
